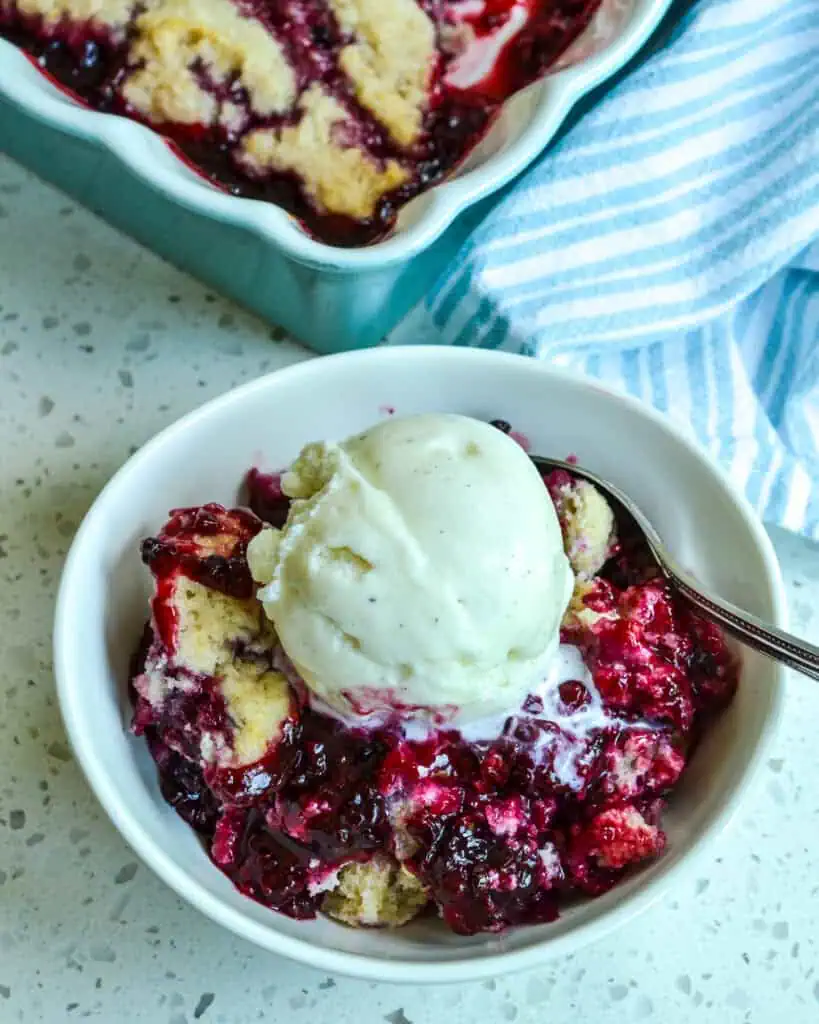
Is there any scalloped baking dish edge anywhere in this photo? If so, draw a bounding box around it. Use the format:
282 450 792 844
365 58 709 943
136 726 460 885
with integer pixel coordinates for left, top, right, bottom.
0 0 671 272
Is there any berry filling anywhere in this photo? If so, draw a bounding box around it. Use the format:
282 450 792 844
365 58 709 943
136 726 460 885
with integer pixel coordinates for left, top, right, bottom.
2 0 603 246
127 433 738 935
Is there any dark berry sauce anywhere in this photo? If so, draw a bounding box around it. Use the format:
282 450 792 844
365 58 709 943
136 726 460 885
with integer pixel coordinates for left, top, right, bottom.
243 468 290 529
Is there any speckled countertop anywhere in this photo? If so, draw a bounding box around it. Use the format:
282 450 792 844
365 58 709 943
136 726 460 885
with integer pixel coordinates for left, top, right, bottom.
1 153 818 1024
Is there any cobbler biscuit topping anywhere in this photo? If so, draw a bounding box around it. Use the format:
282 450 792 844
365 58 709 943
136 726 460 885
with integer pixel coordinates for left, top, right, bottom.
2 0 604 244
331 0 436 147
127 431 738 935
240 85 410 220
122 0 298 130
132 505 295 776
12 0 133 34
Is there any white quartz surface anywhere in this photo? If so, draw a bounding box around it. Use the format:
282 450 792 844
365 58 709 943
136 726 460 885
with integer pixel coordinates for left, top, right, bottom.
1 155 818 1024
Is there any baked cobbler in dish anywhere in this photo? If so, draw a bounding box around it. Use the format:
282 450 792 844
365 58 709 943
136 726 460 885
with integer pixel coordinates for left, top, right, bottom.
2 0 603 244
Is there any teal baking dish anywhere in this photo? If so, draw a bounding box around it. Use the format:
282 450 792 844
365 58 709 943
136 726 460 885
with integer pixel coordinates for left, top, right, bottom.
0 0 672 353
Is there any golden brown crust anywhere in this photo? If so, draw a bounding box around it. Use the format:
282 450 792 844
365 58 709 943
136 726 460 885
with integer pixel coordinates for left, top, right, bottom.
219 661 292 766
241 85 409 219
330 0 436 147
172 577 272 675
122 0 296 128
323 857 429 927
14 0 134 34
167 578 290 768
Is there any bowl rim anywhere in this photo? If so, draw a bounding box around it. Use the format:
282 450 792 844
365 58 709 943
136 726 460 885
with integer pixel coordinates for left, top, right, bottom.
0 0 672 271
53 346 787 983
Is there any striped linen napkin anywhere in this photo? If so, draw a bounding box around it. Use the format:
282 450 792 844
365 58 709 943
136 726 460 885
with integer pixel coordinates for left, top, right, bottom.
391 0 819 539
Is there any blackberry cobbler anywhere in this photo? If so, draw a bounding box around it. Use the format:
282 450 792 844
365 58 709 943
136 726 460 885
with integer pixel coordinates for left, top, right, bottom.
1 0 603 244
129 417 738 935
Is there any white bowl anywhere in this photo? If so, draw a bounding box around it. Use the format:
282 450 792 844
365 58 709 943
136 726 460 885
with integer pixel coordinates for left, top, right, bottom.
1 0 671 269
54 347 786 982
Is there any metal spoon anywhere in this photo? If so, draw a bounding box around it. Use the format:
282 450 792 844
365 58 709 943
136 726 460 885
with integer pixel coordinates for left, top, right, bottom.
531 455 819 681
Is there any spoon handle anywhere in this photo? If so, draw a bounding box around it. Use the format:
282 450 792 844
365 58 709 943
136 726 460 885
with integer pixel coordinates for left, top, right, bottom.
660 555 819 681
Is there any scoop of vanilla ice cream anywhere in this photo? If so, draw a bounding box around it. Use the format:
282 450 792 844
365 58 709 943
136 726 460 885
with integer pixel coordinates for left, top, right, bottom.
247 414 574 723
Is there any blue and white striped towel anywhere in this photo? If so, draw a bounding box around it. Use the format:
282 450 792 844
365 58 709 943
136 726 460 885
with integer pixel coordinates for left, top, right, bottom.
391 0 819 539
